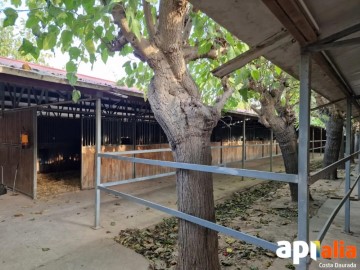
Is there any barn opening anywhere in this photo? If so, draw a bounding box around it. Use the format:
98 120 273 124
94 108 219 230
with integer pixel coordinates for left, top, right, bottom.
0 56 326 199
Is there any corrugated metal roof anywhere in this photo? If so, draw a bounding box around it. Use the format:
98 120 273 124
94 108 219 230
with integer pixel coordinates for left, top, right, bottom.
0 56 143 97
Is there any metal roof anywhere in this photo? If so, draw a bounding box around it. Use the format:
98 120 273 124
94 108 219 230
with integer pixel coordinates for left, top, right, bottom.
0 56 258 118
190 0 360 117
0 56 143 98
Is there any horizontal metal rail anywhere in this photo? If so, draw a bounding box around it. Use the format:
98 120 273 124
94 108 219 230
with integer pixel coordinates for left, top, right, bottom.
99 153 298 183
102 140 326 156
98 186 279 252
310 150 360 184
101 172 176 187
316 174 360 242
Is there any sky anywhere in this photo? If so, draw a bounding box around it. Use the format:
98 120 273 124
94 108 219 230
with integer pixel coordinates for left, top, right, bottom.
50 49 128 82
0 2 130 83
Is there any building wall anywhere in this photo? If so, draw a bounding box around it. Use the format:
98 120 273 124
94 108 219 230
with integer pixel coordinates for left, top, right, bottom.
0 108 36 197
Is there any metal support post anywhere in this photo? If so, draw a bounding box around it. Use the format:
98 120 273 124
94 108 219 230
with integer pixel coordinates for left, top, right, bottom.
312 127 315 158
345 98 351 233
320 128 323 154
270 129 273 172
242 117 246 172
132 115 137 178
94 98 102 229
298 52 311 270
358 133 360 200
356 132 360 201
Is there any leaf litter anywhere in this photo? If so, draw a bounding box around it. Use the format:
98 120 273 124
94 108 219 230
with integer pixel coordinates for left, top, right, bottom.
114 159 339 269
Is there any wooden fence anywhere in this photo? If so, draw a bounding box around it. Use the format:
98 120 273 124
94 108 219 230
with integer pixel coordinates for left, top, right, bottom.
81 140 279 189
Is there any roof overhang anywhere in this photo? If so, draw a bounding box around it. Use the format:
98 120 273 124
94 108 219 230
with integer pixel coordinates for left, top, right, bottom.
190 0 360 117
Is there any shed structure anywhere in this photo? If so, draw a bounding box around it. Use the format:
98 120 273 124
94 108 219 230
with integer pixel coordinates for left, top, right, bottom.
0 56 309 198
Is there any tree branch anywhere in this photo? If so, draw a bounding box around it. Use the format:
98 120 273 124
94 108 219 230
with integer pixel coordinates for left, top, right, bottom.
106 30 128 52
251 104 270 128
142 0 156 41
183 46 227 62
183 5 193 42
111 3 158 62
158 0 187 51
214 77 235 113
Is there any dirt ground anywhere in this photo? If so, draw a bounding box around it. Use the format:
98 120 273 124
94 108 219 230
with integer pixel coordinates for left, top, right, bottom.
114 157 349 270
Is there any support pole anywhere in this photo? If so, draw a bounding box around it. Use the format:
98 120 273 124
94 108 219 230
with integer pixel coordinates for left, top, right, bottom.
345 98 351 233
94 98 101 229
312 127 315 158
358 132 360 200
242 117 246 172
132 115 137 178
320 128 323 154
270 129 273 172
298 52 311 270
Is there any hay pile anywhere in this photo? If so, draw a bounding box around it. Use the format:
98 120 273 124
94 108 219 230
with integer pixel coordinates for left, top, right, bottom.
37 171 80 199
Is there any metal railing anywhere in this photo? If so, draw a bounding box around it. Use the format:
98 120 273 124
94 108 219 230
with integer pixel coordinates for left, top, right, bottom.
92 99 358 270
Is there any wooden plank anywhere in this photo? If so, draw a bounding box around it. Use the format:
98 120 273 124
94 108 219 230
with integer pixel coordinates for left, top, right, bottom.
212 31 289 78
0 108 36 197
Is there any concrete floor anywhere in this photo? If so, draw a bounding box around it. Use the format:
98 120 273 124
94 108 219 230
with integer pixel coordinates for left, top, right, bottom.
3 154 357 270
269 166 360 270
0 156 285 270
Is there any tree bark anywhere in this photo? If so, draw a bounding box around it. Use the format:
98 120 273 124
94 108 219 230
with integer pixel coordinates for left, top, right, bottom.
252 89 301 202
174 136 220 270
147 65 221 269
323 114 344 179
271 124 299 200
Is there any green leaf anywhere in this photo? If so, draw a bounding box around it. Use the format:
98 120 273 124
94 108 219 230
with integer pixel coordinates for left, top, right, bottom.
123 61 132 74
25 14 39 29
84 39 96 54
18 38 40 59
67 73 78 85
66 61 77 73
198 41 212 55
101 49 109 63
129 0 138 11
69 47 82 60
275 65 282 76
3 8 18 27
64 0 76 9
61 30 73 49
72 89 81 103
251 70 260 81
239 88 249 102
11 0 22 7
42 26 59 50
82 0 95 13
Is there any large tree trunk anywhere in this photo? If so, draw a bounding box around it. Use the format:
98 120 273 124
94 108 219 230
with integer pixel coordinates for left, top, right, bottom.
174 136 220 270
323 114 344 179
148 66 221 269
252 89 302 202
271 123 299 200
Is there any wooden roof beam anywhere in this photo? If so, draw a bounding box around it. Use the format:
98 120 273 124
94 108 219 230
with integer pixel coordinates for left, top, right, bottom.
212 30 290 78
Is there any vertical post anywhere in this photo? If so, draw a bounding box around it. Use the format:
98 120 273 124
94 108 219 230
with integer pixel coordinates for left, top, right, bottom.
242 117 246 171
32 108 37 199
345 98 351 233
312 127 315 158
320 128 323 154
270 129 273 172
94 98 101 229
220 131 223 165
298 52 311 270
357 132 360 200
132 115 137 178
